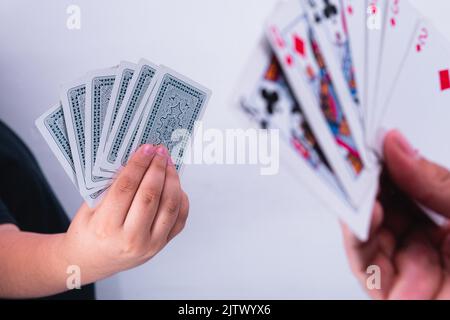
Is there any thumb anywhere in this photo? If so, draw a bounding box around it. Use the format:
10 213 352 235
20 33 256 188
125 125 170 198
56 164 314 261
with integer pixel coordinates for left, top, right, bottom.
383 130 450 218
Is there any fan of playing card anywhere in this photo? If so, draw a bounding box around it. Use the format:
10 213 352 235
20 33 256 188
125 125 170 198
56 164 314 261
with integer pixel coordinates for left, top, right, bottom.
237 0 450 240
36 59 211 207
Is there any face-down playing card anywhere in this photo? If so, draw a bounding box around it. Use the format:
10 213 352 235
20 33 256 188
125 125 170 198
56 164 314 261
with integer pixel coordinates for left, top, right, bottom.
60 77 107 198
84 67 116 189
37 102 107 207
99 59 160 173
129 66 211 172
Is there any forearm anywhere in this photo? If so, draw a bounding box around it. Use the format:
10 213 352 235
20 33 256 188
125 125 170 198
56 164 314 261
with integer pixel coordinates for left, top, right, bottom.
0 225 72 298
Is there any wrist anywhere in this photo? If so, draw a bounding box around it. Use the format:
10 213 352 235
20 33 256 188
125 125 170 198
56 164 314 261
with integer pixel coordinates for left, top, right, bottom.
54 231 100 288
40 233 74 292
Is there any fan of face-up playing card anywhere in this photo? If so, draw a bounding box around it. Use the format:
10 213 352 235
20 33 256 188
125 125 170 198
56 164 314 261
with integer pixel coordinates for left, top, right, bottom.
266 0 379 208
234 0 377 239
236 0 450 239
236 37 378 240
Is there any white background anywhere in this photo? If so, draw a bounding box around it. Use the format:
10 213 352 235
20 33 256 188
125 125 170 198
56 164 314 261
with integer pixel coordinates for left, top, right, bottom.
0 0 446 299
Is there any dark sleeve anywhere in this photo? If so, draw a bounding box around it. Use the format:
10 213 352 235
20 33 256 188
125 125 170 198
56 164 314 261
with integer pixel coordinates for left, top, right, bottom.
0 199 17 225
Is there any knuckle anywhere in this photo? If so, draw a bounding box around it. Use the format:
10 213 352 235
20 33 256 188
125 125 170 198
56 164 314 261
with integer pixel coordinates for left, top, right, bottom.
93 223 113 240
129 153 150 171
120 234 146 257
94 228 108 241
120 243 140 258
141 188 161 206
165 198 180 216
164 187 181 214
116 175 137 194
179 204 189 223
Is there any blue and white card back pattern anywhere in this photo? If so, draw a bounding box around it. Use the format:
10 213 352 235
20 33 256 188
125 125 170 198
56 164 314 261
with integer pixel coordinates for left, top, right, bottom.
132 68 211 171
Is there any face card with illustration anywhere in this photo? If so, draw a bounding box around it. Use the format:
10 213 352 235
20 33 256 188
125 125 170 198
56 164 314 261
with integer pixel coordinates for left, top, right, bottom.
240 39 340 191
266 0 379 207
303 0 376 166
364 0 387 135
302 0 363 122
237 38 377 240
367 0 421 146
377 20 450 173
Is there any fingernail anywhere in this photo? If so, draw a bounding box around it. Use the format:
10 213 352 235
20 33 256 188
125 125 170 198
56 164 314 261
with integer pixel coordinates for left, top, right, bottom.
392 130 419 158
443 234 450 256
141 144 156 156
157 145 168 157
